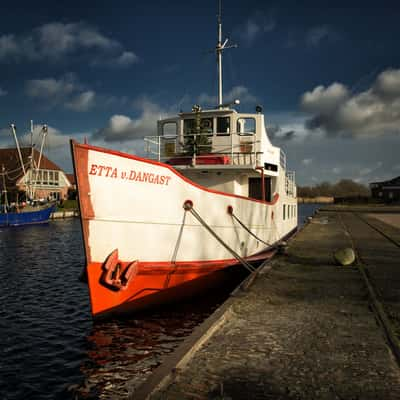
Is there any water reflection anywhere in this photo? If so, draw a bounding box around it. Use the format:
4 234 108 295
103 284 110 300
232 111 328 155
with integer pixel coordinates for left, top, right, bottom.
75 274 247 399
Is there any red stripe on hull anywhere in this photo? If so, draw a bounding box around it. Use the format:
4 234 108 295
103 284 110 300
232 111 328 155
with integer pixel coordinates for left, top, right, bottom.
87 250 275 317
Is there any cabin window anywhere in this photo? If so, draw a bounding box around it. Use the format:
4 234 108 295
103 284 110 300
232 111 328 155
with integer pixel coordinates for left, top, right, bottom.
54 171 59 185
43 171 48 185
162 122 177 137
237 118 256 135
49 171 54 185
248 177 272 202
283 204 286 220
184 118 213 135
217 117 230 136
183 119 195 135
200 118 213 135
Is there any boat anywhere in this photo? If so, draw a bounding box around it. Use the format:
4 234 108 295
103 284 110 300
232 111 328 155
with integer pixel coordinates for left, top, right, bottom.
0 122 56 227
71 8 298 318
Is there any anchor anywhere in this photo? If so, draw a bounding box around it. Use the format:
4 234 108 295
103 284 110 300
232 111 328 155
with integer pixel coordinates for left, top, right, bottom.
100 249 138 291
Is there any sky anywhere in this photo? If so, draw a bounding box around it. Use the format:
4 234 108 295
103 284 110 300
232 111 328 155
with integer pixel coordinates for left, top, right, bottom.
0 0 400 186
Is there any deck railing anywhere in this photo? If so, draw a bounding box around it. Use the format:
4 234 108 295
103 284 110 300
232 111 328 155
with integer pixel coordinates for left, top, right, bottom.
286 171 296 197
144 133 264 167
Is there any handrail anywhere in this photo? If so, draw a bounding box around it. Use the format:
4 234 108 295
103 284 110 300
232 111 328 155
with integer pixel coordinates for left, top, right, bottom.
144 133 262 167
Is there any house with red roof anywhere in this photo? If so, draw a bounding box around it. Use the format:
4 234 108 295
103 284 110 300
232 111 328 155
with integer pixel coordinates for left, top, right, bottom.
0 147 72 202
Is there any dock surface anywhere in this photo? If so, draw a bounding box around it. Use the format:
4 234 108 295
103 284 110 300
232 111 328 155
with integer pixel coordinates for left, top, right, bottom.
135 210 400 399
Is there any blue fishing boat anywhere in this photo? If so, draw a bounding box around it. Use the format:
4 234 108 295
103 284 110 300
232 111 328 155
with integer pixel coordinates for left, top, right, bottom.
0 204 55 227
0 122 59 227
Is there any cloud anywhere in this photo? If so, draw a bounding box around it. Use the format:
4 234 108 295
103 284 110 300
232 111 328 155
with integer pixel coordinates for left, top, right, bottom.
359 161 383 177
301 83 349 114
115 51 139 66
93 98 165 142
305 25 339 47
25 74 132 112
0 123 72 150
300 68 400 138
197 85 257 107
31 125 71 149
267 124 297 141
235 13 275 46
26 74 78 102
301 158 313 166
0 22 138 67
0 87 6 96
25 74 97 111
332 167 342 174
0 34 19 59
65 90 96 112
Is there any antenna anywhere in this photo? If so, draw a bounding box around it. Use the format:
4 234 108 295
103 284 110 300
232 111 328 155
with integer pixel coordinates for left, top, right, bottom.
216 0 237 108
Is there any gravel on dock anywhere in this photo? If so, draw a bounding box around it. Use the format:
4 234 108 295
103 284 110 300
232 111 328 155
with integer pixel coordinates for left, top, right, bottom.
135 211 400 400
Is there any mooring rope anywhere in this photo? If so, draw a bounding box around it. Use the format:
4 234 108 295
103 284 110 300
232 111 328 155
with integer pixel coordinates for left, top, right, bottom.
184 201 256 273
230 212 271 247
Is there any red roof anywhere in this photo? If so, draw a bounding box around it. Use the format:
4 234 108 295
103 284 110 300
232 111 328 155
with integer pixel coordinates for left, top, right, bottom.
66 173 76 185
0 147 63 188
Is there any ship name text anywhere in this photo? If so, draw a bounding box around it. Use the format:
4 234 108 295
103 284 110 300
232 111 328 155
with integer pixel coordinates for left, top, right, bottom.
89 164 171 186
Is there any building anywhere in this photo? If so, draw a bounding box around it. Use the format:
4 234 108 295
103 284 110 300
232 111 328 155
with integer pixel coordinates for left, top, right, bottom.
0 147 72 202
370 176 400 203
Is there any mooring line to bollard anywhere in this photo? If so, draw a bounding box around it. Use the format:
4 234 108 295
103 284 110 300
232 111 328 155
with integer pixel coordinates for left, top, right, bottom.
229 211 271 247
338 212 400 366
183 201 255 273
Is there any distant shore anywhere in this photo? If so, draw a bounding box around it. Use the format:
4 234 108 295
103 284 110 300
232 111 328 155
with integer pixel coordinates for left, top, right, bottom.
297 196 334 204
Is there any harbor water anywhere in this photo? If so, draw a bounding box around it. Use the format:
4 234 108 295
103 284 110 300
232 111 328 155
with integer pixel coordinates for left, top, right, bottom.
0 204 321 399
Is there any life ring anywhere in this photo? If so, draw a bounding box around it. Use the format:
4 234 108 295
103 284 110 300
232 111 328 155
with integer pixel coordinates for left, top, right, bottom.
201 119 212 129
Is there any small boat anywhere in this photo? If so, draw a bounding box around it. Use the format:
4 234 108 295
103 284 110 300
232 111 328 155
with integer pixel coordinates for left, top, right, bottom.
0 203 55 227
0 122 55 227
72 8 298 318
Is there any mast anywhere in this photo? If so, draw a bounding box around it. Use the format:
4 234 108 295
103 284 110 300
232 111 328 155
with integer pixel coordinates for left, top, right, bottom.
37 124 48 172
30 124 48 201
29 120 34 199
216 0 237 108
10 124 27 189
217 2 223 107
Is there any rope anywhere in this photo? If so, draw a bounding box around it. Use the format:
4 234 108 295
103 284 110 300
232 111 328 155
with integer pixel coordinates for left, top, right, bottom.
230 212 271 247
0 162 30 177
185 202 255 273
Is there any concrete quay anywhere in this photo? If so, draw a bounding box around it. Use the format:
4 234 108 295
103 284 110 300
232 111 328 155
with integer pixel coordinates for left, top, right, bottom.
133 210 400 400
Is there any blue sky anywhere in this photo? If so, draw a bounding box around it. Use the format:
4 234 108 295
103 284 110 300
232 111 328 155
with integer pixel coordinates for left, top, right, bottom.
0 0 400 185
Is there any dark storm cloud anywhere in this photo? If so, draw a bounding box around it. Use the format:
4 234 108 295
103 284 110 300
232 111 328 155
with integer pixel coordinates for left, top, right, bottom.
301 69 400 138
0 22 138 67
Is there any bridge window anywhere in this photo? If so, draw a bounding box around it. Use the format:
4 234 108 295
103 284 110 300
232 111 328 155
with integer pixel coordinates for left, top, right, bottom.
237 118 256 135
200 118 213 135
184 119 195 135
184 118 213 135
162 122 177 137
217 117 230 136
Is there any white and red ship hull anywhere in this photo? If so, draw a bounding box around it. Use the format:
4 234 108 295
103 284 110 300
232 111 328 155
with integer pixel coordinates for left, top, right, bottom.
72 141 295 317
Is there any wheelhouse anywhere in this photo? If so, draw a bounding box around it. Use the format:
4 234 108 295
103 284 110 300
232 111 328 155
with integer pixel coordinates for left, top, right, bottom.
144 106 296 202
